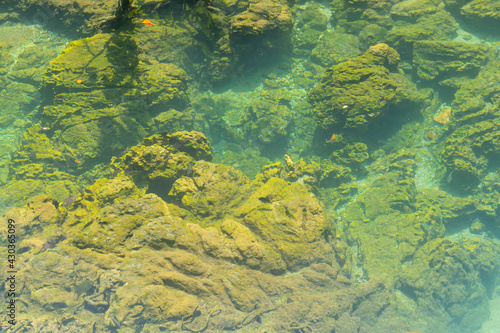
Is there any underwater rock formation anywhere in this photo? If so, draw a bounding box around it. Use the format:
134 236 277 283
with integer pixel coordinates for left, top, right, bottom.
308 43 399 133
413 40 488 81
1 130 420 332
444 0 500 34
230 0 294 61
310 31 361 68
401 237 496 332
242 88 293 145
436 45 500 194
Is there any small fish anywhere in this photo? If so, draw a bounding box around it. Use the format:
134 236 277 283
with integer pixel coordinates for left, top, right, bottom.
74 159 82 164
142 19 155 26
40 126 50 130
76 79 82 84
327 133 336 142
285 154 294 164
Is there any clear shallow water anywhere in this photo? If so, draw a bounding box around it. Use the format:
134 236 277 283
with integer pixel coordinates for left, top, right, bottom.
0 1 499 332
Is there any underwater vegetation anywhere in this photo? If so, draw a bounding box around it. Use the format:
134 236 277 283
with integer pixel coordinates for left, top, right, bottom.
0 0 500 332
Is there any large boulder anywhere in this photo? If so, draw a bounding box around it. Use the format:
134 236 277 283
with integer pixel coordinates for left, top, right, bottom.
413 40 488 81
307 43 399 133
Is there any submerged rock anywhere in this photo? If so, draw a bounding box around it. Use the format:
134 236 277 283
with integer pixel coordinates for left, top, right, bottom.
308 43 399 133
413 40 488 81
401 238 495 332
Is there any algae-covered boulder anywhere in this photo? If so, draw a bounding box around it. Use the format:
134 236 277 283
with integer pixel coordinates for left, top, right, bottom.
401 238 491 332
358 23 388 49
310 31 361 68
386 8 458 60
390 0 444 20
0 125 81 210
293 1 328 55
307 43 399 133
242 88 293 144
0 42 13 71
0 82 37 127
441 118 500 194
451 49 500 120
342 150 445 287
438 51 500 194
2 29 194 214
5 0 116 34
6 43 63 84
41 33 188 107
235 177 333 271
111 131 212 198
229 0 294 61
1 131 467 333
413 40 488 81
443 0 500 34
252 159 322 188
168 157 332 271
170 160 250 221
415 188 477 226
331 0 393 35
37 32 189 167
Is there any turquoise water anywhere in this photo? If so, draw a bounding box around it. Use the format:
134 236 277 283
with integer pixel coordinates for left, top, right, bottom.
0 1 499 332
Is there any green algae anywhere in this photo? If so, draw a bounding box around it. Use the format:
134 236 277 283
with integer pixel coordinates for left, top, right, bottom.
308 43 399 133
401 237 496 332
413 40 488 81
243 88 293 144
2 2 500 332
0 82 37 127
310 31 361 68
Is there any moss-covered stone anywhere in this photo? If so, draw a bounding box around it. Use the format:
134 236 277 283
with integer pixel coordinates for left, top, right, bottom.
415 188 477 226
170 160 251 221
235 177 333 270
342 150 445 287
7 43 64 85
32 32 190 171
308 43 399 133
310 31 360 68
459 0 500 34
252 158 322 188
441 118 500 194
111 131 212 197
242 88 293 144
413 40 488 81
73 193 170 252
332 142 370 167
229 0 294 61
358 23 388 49
401 238 491 332
451 48 500 121
390 0 444 20
0 82 37 127
0 124 83 211
331 0 393 35
0 42 13 71
293 1 328 55
385 10 458 60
